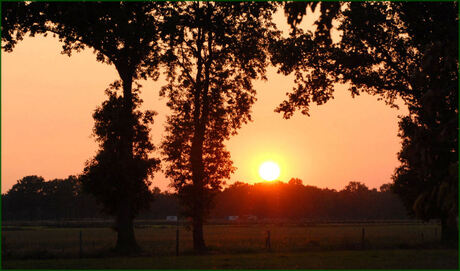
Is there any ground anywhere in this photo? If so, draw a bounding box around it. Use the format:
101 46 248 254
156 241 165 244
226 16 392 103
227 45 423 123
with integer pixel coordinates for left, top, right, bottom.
2 222 457 269
3 249 458 269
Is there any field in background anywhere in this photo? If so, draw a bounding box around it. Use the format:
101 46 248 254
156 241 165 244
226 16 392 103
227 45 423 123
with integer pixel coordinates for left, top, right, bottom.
2 221 442 259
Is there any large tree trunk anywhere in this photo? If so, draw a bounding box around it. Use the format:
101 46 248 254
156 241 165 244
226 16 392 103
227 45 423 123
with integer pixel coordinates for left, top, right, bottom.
192 212 206 252
115 199 139 253
190 121 207 253
188 25 212 253
190 144 207 253
114 70 139 254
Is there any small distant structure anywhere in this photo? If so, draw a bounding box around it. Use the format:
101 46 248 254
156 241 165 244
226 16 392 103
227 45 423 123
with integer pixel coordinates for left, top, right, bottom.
166 216 178 221
245 215 258 221
227 216 239 221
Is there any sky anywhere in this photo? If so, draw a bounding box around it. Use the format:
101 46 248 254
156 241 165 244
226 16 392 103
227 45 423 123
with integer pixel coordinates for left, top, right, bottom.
1 9 408 194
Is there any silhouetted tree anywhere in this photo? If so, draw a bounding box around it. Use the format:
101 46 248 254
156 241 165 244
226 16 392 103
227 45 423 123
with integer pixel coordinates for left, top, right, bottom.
43 176 80 219
288 178 303 186
81 83 160 252
160 1 278 252
3 176 46 220
392 36 458 242
210 179 407 221
2 175 105 220
2 2 165 252
272 2 458 241
379 183 392 193
343 181 369 193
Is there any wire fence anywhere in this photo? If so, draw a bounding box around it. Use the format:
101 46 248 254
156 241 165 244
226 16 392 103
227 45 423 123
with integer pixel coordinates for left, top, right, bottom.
2 221 442 259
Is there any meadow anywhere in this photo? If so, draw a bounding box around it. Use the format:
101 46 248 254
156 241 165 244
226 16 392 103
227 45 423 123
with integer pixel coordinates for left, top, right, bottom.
4 249 458 269
3 221 457 269
2 221 443 258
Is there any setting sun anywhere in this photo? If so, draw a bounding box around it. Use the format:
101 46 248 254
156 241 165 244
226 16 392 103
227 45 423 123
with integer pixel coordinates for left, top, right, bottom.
259 161 280 181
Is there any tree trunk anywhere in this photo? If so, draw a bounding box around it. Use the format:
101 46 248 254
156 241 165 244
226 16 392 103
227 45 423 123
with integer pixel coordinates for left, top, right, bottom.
190 126 207 253
190 145 207 253
192 213 206 253
115 199 139 254
114 70 139 254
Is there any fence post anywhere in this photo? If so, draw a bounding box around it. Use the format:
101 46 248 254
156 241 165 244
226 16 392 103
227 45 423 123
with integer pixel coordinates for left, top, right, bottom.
266 230 271 251
79 230 83 258
361 228 365 249
176 228 179 256
2 236 5 255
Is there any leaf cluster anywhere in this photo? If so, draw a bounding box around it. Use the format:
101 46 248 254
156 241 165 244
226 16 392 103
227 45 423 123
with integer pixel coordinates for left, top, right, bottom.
2 2 164 80
81 82 160 217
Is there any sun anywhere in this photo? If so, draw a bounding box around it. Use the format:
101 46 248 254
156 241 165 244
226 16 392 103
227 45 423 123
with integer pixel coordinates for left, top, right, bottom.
259 161 280 181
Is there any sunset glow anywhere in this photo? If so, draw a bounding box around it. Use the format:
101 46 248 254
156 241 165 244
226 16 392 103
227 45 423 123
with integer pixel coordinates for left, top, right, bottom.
259 161 280 181
1 11 407 193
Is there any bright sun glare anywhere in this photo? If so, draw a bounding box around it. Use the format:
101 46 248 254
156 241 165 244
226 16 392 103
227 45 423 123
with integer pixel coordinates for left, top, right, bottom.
259 161 280 181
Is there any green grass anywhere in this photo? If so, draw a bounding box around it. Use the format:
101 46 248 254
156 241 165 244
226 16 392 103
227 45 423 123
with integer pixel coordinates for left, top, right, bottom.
3 249 458 269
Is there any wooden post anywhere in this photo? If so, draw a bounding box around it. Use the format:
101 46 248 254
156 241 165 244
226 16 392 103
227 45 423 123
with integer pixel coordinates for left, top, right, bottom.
361 228 365 249
2 236 5 254
176 228 179 256
176 218 179 256
266 230 271 251
79 230 83 258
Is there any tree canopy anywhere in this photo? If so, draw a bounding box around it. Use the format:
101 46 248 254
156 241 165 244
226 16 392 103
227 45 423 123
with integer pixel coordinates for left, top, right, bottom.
2 2 162 81
273 1 458 242
82 82 160 220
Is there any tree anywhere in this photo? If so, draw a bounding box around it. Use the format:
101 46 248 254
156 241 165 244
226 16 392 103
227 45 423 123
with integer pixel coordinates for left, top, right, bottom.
392 33 458 242
288 178 303 186
81 82 160 252
42 176 80 220
272 2 458 242
1 175 102 220
379 183 392 193
160 1 278 252
2 2 164 252
2 176 46 220
210 180 406 220
343 181 369 193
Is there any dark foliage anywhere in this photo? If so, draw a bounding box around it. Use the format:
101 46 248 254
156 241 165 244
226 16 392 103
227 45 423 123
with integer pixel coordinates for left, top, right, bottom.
274 2 458 242
211 180 406 220
3 177 406 222
81 83 160 221
2 176 104 221
80 83 160 253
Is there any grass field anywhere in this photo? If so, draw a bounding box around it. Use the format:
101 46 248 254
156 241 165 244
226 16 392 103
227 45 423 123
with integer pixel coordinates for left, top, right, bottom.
2 222 442 259
3 249 458 269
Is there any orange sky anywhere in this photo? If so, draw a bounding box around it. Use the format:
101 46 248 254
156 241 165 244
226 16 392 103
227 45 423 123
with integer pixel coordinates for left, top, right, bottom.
1 10 408 193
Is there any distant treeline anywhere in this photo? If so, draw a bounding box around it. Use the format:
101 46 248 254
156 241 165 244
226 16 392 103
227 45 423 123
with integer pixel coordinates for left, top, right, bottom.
211 179 407 220
2 176 407 221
